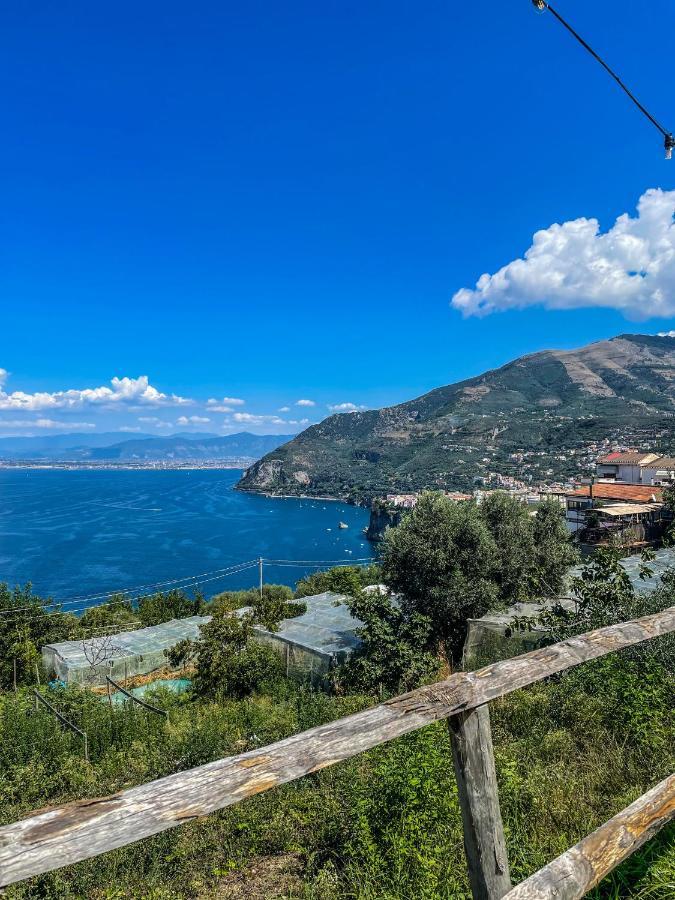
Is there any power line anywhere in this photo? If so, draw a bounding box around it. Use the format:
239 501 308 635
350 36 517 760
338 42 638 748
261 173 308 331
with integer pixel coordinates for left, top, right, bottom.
0 561 260 617
533 1 674 158
0 562 259 622
0 557 377 623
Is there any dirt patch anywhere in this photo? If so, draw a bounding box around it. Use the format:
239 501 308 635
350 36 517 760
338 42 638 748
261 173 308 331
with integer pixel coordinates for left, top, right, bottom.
203 853 305 899
90 666 194 695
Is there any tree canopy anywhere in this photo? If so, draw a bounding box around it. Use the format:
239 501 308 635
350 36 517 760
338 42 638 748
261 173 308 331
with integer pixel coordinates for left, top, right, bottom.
341 491 578 691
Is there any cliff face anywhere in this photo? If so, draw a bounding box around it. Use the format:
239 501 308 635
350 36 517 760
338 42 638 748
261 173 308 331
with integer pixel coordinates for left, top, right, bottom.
365 506 403 542
237 334 675 497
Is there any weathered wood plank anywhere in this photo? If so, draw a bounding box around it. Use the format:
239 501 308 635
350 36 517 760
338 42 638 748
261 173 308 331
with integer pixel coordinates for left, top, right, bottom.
0 606 673 888
449 704 511 899
503 774 675 900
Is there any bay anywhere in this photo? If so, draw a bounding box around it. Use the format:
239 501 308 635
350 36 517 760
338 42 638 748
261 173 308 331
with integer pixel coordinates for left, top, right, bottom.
0 469 372 606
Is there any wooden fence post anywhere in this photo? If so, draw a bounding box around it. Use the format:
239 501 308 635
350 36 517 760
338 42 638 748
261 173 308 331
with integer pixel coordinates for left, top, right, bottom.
448 703 511 900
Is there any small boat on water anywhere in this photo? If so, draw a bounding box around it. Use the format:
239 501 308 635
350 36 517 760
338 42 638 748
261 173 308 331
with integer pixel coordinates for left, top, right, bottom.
338 521 348 529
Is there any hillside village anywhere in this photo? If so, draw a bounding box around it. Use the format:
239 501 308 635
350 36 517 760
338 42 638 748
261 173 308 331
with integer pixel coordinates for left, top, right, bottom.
1 473 673 898
238 335 675 502
3 0 675 890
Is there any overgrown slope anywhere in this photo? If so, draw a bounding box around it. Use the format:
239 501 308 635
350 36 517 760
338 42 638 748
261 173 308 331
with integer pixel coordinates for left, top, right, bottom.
237 334 675 497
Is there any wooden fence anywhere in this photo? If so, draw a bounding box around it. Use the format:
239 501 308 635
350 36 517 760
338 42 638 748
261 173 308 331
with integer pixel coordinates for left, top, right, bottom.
1 606 674 898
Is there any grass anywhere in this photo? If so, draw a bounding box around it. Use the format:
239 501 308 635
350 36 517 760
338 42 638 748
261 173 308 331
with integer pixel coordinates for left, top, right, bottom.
0 653 673 899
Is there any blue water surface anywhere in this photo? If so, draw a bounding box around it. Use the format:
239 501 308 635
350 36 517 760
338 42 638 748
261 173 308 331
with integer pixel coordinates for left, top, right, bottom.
108 678 191 705
0 469 371 605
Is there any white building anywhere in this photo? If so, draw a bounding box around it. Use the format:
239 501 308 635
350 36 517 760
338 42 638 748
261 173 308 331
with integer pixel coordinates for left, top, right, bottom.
596 452 661 484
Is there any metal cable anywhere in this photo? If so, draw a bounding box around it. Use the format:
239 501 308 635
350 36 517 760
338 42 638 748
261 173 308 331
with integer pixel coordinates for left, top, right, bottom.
535 1 673 152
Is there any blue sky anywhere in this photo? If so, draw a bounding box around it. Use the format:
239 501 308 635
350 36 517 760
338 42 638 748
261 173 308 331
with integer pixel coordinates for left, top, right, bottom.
2 0 674 436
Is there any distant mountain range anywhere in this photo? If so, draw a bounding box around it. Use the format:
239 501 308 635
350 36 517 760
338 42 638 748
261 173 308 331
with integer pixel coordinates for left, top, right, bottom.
237 334 675 498
0 432 295 462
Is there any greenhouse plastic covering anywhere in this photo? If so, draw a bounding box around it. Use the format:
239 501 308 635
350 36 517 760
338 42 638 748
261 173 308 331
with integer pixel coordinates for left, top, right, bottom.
42 616 211 686
463 546 675 669
42 591 367 687
251 591 364 685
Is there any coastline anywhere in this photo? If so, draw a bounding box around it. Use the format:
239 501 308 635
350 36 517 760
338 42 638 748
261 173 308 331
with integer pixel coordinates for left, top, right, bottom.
0 463 249 471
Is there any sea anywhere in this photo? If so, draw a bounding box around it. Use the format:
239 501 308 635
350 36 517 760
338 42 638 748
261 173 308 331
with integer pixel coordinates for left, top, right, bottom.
0 468 371 608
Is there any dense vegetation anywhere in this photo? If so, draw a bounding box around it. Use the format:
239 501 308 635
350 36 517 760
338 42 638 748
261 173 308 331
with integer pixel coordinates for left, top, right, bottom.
0 495 673 898
339 493 577 689
237 334 675 498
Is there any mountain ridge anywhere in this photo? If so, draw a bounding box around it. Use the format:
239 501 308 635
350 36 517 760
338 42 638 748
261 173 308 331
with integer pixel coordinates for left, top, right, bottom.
237 334 675 498
0 432 295 462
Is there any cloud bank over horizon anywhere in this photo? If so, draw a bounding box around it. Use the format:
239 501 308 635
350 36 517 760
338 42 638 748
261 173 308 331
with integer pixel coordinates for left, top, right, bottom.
0 372 319 436
0 375 191 412
451 188 675 320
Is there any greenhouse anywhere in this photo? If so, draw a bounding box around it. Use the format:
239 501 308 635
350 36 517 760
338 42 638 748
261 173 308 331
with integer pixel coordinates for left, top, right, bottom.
251 591 364 685
41 616 212 686
463 545 675 668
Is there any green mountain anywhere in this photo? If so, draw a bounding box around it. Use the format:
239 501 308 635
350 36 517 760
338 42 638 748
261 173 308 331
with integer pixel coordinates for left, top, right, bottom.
88 432 295 462
237 334 675 498
0 432 294 462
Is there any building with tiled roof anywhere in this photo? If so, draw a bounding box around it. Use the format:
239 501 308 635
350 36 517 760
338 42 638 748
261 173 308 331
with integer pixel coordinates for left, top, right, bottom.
565 481 665 534
569 483 663 503
596 451 675 487
597 451 660 466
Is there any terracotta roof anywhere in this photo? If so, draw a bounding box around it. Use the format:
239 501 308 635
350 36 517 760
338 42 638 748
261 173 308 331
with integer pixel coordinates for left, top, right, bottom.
568 483 663 503
597 452 659 466
652 456 675 469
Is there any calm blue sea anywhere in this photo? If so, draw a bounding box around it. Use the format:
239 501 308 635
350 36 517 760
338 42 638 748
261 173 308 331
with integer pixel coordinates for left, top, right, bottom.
0 469 371 605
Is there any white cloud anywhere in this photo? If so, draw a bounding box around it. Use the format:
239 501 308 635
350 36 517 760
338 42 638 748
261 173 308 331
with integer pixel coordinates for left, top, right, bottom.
0 418 96 430
138 416 172 428
278 406 291 413
657 331 675 337
328 402 366 413
231 412 287 426
0 375 191 411
0 369 7 388
296 399 315 407
118 426 142 433
451 188 675 319
177 415 211 425
207 397 245 411
223 411 309 430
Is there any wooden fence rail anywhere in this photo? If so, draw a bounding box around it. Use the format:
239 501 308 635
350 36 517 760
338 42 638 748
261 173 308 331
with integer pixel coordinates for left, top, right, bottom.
1 606 674 895
504 774 675 900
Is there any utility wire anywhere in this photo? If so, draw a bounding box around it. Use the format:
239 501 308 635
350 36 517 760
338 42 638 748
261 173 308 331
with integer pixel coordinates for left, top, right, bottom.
0 561 260 616
0 562 259 621
533 1 674 157
0 557 376 623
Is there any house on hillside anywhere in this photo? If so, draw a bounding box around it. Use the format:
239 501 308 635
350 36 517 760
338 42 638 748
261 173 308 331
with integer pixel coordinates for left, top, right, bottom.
596 451 661 483
565 482 666 548
596 451 675 486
